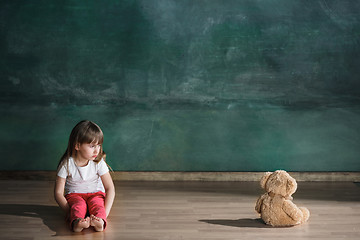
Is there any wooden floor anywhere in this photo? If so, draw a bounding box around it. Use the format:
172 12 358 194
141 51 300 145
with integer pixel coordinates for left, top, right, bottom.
0 180 359 240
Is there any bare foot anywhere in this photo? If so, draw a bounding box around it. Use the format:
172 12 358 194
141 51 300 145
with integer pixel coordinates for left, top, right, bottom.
73 217 90 232
90 214 105 232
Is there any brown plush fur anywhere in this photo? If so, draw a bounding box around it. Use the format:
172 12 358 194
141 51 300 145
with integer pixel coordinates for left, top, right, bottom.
255 170 310 227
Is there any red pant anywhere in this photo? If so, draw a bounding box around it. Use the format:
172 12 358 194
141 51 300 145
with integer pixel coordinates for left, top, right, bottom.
65 191 107 229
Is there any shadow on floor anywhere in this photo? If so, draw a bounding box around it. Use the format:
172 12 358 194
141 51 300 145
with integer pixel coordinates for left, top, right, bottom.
0 204 85 236
199 218 289 228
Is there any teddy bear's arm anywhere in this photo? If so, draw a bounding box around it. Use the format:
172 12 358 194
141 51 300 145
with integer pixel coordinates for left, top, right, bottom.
282 200 303 222
255 194 266 213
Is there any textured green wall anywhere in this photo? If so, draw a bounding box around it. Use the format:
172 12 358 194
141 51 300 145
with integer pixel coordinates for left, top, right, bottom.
1 0 360 171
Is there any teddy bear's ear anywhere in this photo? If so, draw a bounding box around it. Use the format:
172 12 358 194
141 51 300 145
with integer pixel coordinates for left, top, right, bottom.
286 177 297 195
260 172 272 189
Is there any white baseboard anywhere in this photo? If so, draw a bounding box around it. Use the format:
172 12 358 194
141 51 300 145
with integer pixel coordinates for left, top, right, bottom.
110 171 360 182
1 171 359 182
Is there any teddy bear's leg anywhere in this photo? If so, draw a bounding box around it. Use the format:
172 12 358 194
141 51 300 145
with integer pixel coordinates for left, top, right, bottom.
299 207 310 223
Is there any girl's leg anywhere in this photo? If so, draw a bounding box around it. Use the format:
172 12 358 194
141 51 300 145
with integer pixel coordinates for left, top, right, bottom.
65 193 90 232
87 192 107 231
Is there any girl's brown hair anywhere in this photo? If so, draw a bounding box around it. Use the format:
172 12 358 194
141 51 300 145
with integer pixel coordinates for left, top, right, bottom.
57 120 106 170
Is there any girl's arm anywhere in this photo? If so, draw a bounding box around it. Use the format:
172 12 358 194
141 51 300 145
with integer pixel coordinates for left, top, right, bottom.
101 172 115 217
54 176 70 214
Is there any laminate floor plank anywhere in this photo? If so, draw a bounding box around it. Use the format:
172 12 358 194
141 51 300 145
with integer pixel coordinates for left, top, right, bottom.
0 180 359 240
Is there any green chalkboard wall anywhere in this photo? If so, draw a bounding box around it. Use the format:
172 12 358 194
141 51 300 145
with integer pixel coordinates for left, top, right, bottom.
1 0 360 171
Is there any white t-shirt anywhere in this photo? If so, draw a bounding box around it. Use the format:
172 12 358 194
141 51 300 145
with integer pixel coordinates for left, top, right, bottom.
57 157 109 195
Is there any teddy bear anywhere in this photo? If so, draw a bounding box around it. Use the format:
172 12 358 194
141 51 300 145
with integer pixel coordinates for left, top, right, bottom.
255 170 310 227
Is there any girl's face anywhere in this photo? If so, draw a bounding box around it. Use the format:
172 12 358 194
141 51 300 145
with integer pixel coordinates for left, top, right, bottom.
75 141 101 162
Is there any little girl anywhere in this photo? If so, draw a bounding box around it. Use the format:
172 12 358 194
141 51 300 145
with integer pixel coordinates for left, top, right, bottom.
54 120 115 232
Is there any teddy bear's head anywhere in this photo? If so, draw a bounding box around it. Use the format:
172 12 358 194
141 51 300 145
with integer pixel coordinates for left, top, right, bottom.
260 170 297 197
